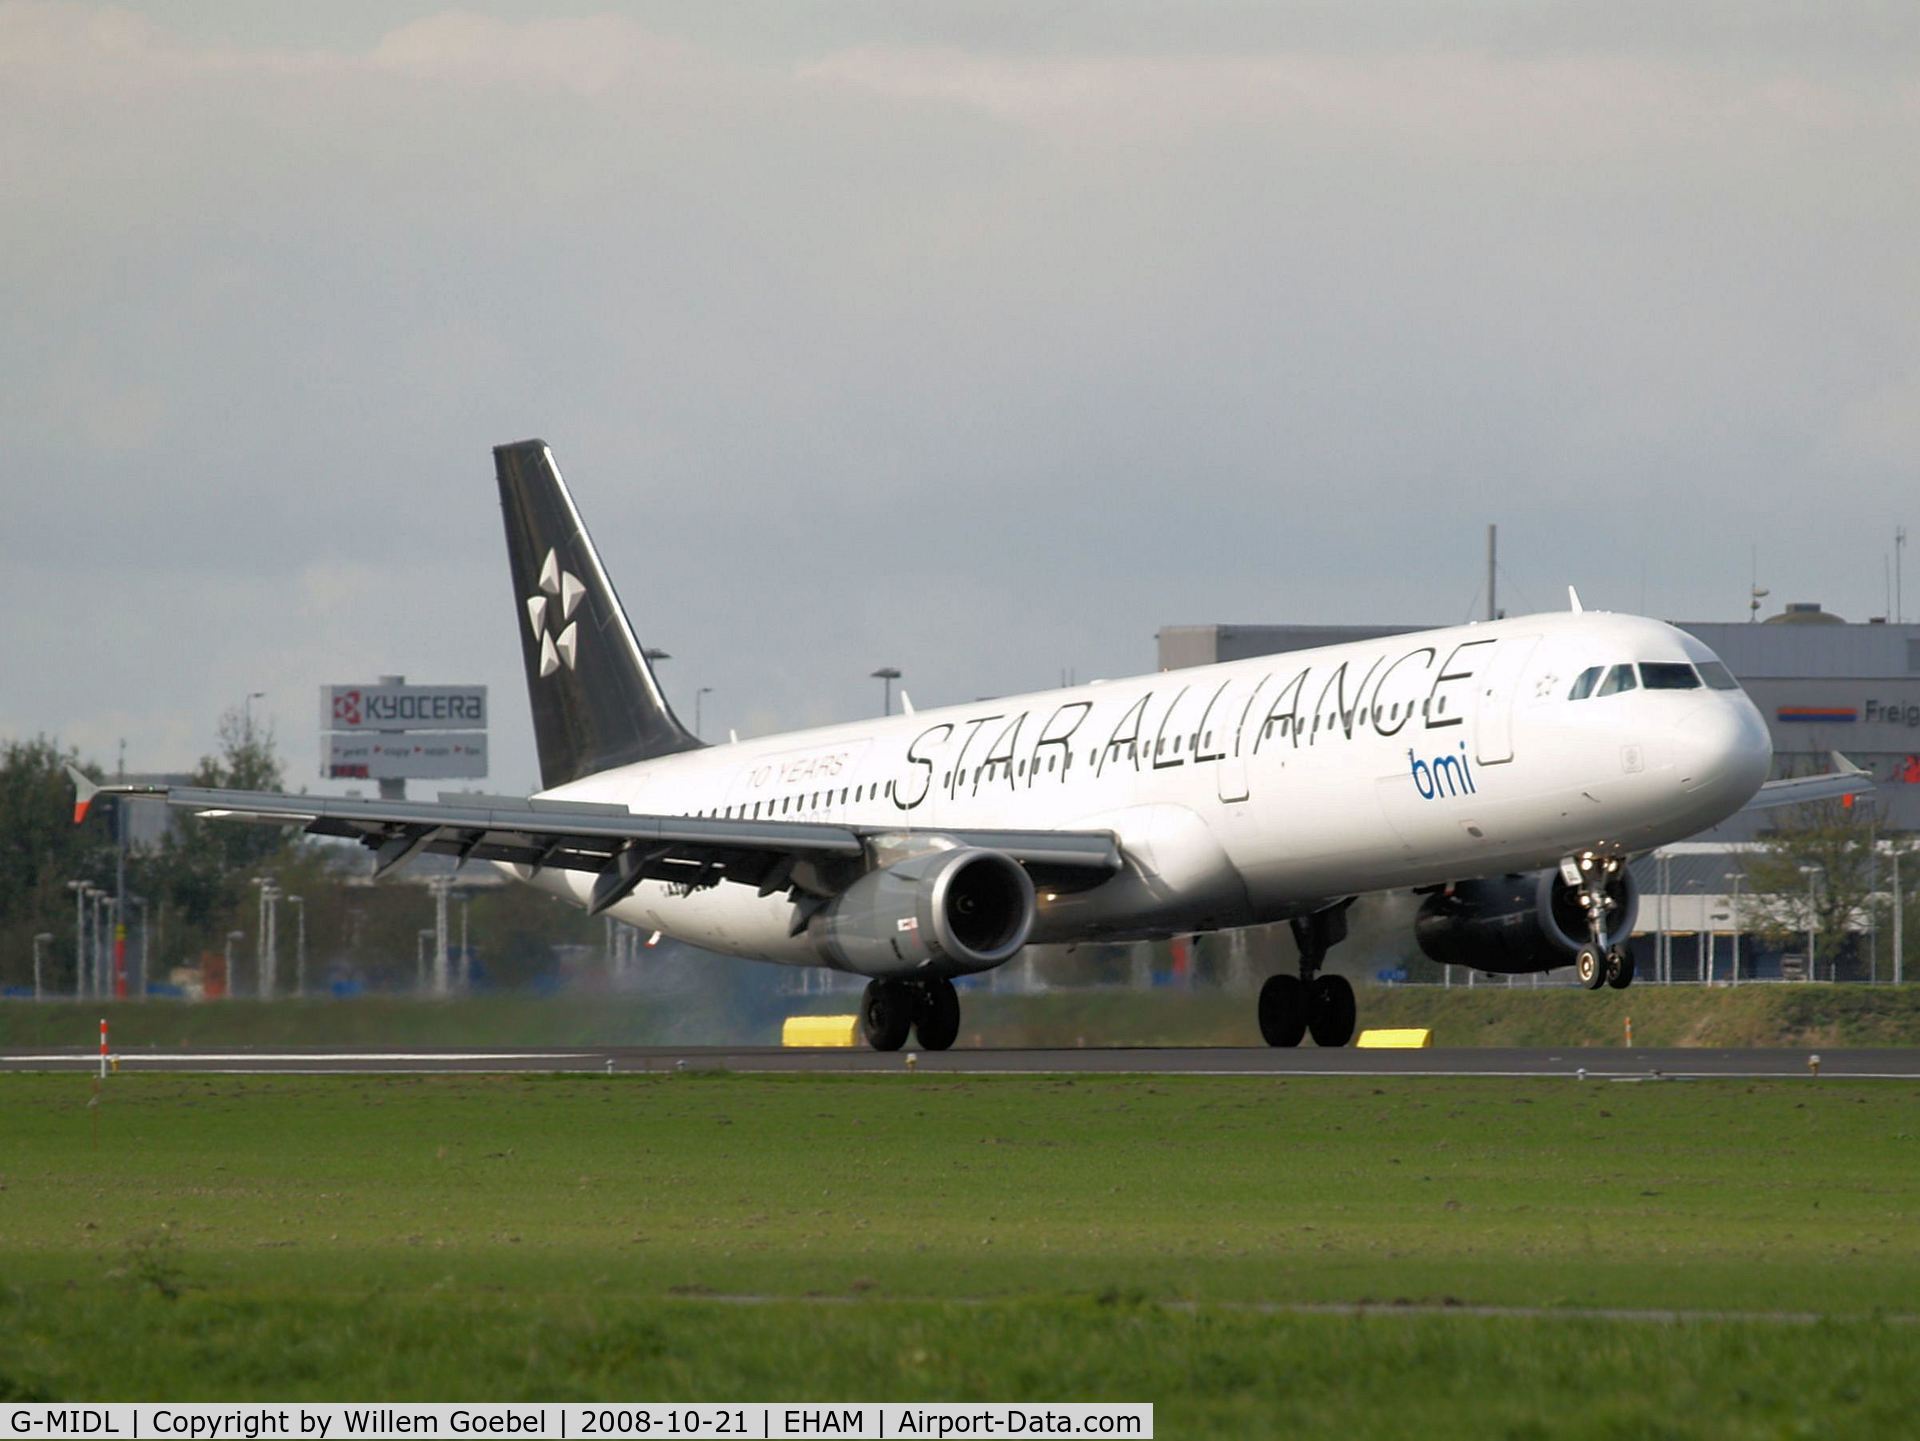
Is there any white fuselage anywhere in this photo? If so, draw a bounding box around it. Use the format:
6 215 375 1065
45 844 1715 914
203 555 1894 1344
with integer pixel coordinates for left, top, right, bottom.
516 610 1772 969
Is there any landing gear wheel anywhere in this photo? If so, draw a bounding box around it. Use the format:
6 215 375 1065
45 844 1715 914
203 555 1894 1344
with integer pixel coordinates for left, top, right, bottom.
1605 945 1636 990
1258 974 1307 1048
1575 946 1607 990
1307 974 1357 1048
861 980 913 1051
913 978 961 1051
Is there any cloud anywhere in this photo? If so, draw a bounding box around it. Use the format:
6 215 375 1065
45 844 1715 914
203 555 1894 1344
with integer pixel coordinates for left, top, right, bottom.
1 2 1916 779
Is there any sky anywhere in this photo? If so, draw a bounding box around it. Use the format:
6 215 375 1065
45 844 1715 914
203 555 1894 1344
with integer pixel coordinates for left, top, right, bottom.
3 2 1917 795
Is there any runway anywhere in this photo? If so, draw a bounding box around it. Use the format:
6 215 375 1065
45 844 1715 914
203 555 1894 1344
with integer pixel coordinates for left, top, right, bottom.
4 1045 1918 1078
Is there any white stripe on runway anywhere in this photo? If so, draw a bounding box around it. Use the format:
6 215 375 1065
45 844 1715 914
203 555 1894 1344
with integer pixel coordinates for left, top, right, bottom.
1 1051 593 1063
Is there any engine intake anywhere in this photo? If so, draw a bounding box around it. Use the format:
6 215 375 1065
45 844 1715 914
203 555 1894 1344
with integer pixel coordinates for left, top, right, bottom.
1414 866 1638 974
810 847 1035 979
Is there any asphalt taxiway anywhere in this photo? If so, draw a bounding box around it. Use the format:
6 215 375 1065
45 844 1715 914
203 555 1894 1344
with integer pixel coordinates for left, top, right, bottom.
4 1046 1917 1078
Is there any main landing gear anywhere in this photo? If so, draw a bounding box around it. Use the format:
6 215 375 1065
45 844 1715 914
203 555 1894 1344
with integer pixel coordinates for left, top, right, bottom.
1567 853 1635 992
862 977 961 1052
1258 904 1357 1048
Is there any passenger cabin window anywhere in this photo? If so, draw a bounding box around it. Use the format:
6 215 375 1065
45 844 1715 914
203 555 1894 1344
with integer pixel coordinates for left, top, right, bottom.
1568 666 1602 700
1697 661 1739 691
1596 663 1638 697
1639 662 1701 691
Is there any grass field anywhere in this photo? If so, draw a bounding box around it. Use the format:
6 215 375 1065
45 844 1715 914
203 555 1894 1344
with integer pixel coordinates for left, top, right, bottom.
8 982 1920 1051
5 1071 1920 1435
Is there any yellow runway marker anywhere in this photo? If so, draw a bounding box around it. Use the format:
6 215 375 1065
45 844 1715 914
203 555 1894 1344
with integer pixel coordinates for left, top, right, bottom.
781 1015 860 1048
1355 1028 1433 1049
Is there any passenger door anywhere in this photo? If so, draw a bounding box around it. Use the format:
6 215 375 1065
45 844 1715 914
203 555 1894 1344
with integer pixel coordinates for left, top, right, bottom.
1474 634 1540 765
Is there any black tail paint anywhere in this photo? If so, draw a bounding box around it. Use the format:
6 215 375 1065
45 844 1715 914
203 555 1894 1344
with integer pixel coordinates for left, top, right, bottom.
494 440 703 789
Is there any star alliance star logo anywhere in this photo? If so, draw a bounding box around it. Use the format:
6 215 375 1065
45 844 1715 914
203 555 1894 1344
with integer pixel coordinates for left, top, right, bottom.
526 548 584 677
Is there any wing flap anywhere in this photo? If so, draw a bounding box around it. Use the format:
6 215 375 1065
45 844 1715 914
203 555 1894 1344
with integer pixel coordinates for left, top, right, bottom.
66 776 1121 895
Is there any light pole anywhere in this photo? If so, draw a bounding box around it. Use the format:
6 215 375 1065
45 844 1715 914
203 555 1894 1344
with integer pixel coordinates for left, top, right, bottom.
1800 864 1823 982
424 876 452 996
695 687 713 739
1895 848 1904 987
287 895 306 998
417 929 436 994
458 893 471 992
223 931 245 999
66 879 89 999
1683 878 1702 983
251 877 281 1000
91 889 112 1000
871 666 901 717
1727 871 1745 986
128 896 149 1000
243 691 267 737
32 933 52 1001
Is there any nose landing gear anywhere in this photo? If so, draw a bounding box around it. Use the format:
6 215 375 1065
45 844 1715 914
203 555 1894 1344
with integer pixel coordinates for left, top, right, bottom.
1258 902 1357 1048
1566 853 1633 991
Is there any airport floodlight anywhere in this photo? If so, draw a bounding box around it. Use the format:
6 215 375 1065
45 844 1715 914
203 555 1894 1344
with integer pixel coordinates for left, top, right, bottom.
871 666 902 716
224 931 245 1000
32 933 53 1003
1799 865 1823 982
66 881 90 1000
286 896 306 998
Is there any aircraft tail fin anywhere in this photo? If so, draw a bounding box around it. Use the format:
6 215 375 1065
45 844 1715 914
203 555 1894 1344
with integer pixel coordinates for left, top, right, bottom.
494 440 703 789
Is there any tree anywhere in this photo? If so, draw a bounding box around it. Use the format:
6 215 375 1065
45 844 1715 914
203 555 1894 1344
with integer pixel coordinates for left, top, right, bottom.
0 737 112 990
142 707 299 964
1741 801 1879 980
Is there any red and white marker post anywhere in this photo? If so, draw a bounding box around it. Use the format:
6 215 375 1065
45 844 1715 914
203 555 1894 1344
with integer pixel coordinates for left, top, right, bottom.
99 1017 108 1079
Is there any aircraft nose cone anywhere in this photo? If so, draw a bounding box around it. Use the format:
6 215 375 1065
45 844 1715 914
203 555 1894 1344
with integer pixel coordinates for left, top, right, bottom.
1674 697 1772 806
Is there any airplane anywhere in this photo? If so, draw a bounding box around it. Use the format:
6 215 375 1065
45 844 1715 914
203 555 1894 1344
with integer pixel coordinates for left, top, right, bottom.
71 441 1872 1049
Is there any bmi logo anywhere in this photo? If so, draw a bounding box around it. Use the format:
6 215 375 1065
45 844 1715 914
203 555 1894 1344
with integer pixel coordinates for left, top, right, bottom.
526 548 585 677
1409 743 1477 800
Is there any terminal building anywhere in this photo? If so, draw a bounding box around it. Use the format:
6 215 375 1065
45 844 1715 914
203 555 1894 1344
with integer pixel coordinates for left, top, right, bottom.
1158 604 1920 982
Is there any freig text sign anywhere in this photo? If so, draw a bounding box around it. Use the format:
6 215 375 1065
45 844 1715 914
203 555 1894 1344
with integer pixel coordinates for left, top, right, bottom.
322 684 487 732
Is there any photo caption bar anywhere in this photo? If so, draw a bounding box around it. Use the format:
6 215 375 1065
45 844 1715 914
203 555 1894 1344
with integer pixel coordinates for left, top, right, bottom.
1 1403 1152 1440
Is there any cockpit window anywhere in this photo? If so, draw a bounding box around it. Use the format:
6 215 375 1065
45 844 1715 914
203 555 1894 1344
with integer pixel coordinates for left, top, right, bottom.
1697 660 1739 691
1568 666 1602 700
1639 662 1701 691
1596 663 1638 697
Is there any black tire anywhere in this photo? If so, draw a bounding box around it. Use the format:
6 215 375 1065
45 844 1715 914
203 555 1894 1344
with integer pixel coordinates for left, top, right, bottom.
1258 973 1307 1048
1605 945 1636 990
1307 973 1357 1048
913 978 961 1051
1576 945 1607 990
862 980 913 1051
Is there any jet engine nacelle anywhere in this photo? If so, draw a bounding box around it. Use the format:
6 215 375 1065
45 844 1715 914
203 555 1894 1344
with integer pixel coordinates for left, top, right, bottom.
1413 866 1639 975
809 846 1035 980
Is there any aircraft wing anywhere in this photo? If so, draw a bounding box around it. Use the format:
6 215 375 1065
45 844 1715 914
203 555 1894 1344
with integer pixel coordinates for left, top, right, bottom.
67 768 1120 916
1738 751 1875 812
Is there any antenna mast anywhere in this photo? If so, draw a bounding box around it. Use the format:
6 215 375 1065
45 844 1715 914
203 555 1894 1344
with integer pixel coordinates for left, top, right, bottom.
1898 527 1907 623
1487 524 1497 622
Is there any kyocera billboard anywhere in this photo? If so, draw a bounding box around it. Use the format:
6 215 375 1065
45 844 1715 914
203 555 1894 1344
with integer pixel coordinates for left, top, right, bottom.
321 683 487 782
321 684 487 732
